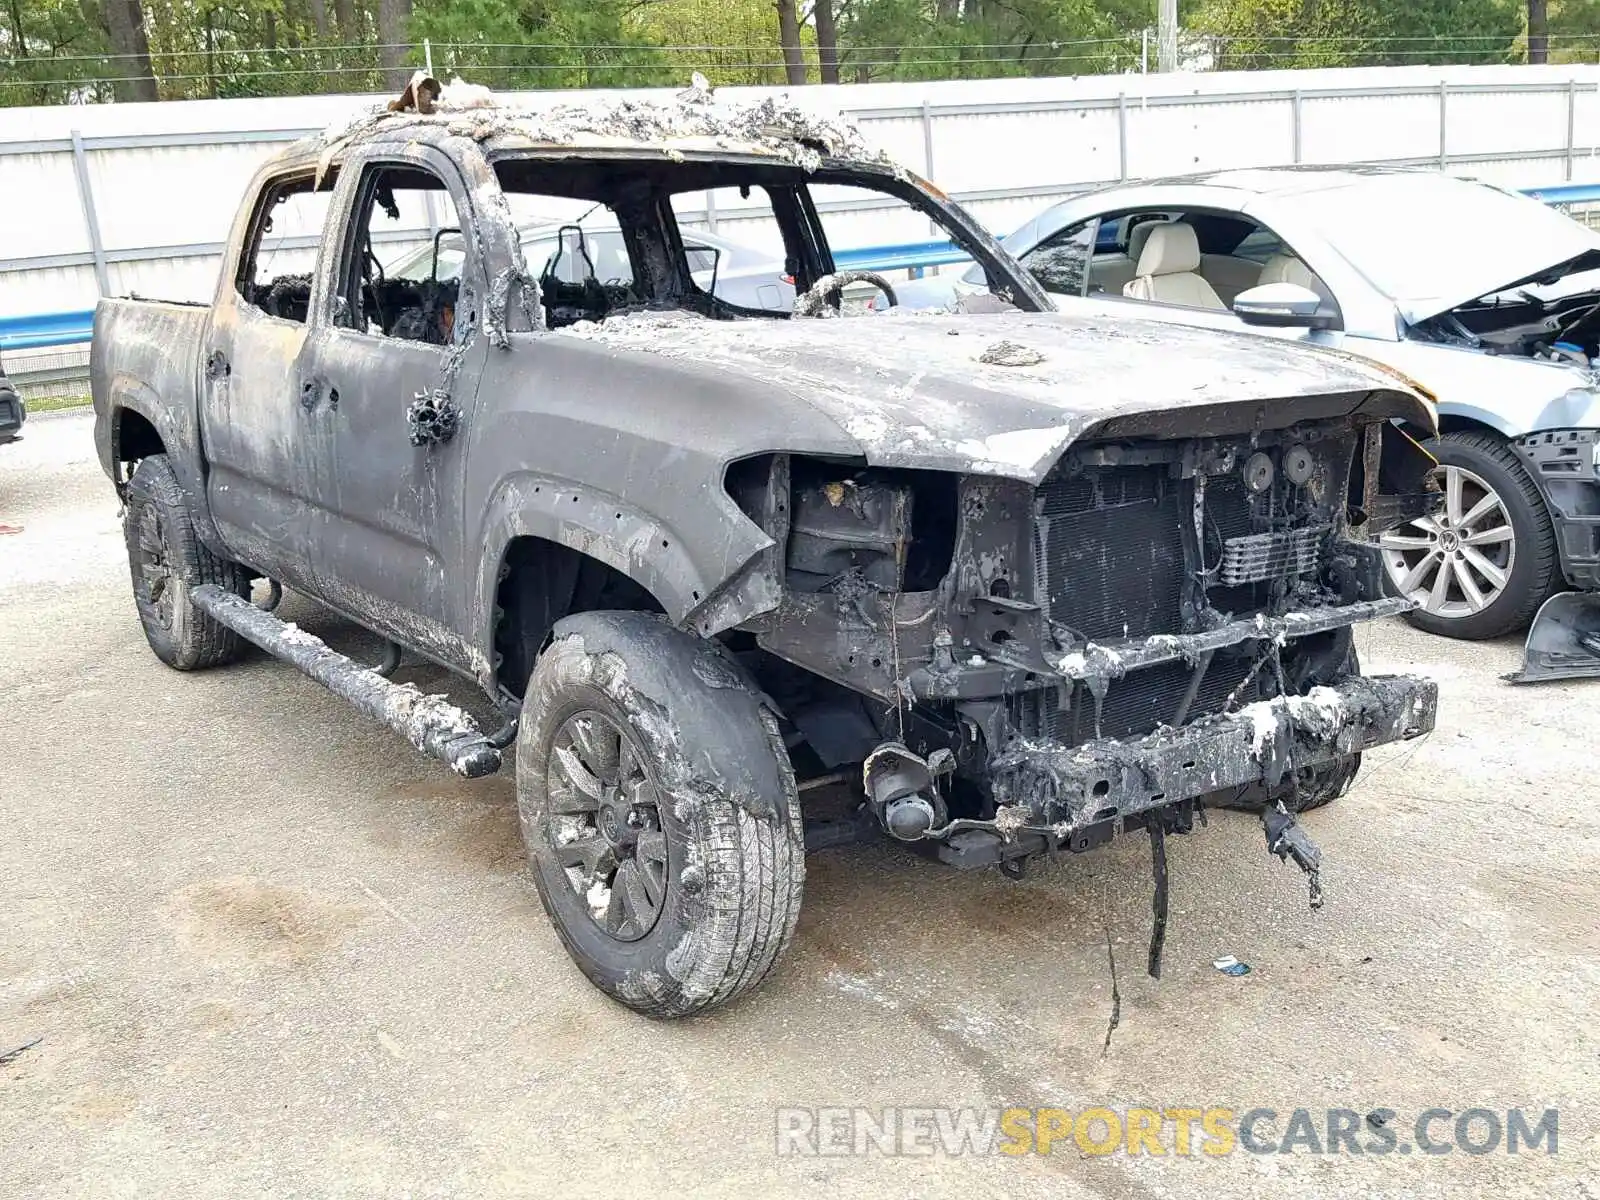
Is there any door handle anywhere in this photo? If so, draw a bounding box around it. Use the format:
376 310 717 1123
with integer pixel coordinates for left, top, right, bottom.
205 349 230 380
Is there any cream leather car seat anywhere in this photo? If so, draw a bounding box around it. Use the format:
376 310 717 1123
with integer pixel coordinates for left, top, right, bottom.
1087 219 1165 295
1258 252 1330 302
1123 223 1226 310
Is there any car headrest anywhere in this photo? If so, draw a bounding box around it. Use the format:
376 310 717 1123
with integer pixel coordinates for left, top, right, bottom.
1126 219 1166 265
1136 222 1202 277
1259 253 1317 290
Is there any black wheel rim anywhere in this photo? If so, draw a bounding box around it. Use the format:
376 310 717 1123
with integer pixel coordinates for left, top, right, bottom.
133 502 175 630
543 710 668 942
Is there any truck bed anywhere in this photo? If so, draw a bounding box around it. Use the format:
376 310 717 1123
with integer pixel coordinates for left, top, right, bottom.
91 297 210 525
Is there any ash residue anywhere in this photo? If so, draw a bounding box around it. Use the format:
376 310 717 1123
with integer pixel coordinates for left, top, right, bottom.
317 87 888 172
978 340 1046 368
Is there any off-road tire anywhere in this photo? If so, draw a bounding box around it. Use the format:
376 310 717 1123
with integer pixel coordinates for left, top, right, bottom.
1401 431 1562 640
1274 753 1363 813
122 454 250 670
516 611 805 1018
1222 642 1362 814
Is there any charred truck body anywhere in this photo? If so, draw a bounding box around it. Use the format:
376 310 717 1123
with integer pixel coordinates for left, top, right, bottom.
92 89 1438 1016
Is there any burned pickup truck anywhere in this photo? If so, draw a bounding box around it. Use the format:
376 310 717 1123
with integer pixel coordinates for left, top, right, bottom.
92 87 1438 1016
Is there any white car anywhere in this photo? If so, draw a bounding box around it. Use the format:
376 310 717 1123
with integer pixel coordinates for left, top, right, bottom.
901 167 1600 641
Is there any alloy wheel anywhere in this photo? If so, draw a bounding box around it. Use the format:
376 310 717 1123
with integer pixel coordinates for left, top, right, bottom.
134 504 176 629
1380 464 1515 619
542 710 668 942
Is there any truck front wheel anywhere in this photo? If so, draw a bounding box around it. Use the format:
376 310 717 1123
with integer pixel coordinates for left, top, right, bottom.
516 612 804 1018
122 454 250 670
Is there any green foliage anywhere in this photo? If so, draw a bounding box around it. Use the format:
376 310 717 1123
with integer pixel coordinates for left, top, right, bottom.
0 0 1573 107
1189 0 1524 69
836 0 1142 81
1547 0 1600 62
413 0 674 90
1 0 115 104
629 0 809 87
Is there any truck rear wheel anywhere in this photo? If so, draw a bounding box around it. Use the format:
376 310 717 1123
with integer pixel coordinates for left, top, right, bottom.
516 611 805 1018
122 454 250 670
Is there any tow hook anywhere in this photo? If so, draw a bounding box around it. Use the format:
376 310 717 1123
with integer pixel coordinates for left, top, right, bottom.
1263 802 1324 910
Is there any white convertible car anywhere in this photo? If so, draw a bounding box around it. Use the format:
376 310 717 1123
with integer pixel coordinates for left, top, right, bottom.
897 167 1600 642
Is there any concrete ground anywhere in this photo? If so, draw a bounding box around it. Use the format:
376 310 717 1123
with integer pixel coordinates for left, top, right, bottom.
2 409 1596 1199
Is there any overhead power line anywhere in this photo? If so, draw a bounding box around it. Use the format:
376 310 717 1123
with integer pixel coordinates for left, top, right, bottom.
5 32 1600 67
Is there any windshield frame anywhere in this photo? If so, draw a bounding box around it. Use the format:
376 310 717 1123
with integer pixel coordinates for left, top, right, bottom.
477 147 1053 314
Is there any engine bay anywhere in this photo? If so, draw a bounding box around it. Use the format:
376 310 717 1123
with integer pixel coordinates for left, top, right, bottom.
1410 263 1600 365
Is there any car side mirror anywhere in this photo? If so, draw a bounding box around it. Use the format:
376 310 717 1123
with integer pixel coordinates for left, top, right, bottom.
1232 282 1335 330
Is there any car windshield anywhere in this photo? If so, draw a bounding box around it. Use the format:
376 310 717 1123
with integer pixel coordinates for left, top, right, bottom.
1289 174 1600 308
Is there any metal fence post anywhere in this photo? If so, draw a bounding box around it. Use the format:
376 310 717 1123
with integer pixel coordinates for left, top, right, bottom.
1291 90 1302 164
1566 79 1578 181
920 99 935 179
704 188 718 234
69 130 110 297
423 189 441 240
1438 81 1449 171
1117 93 1129 181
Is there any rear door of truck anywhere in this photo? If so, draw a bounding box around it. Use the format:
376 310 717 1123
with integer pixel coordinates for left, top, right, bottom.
199 167 337 593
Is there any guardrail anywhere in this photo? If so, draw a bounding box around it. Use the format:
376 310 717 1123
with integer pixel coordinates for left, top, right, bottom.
0 309 94 352
4 182 1597 353
1522 182 1600 204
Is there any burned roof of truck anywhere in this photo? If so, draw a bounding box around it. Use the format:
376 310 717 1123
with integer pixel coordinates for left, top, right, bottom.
306 75 894 173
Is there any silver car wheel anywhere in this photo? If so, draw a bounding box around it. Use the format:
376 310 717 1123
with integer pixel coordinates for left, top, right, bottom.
1380 464 1516 618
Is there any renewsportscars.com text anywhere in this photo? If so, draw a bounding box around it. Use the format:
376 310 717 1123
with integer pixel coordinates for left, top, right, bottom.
775 1106 1559 1158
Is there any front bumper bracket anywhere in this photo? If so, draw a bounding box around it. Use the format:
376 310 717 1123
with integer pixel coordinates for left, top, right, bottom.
920 672 1436 869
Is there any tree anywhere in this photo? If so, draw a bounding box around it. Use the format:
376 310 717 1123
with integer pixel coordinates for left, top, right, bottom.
1547 0 1600 60
410 0 673 91
814 0 840 84
86 0 158 100
1527 0 1548 61
377 0 413 89
774 0 806 84
0 0 1565 108
835 0 1137 82
1190 0 1521 69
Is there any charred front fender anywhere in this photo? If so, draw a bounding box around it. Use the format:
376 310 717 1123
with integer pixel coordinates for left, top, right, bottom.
463 333 874 675
470 470 777 679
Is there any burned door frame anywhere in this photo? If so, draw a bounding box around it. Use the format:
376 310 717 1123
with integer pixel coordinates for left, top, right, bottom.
201 167 337 593
295 142 491 673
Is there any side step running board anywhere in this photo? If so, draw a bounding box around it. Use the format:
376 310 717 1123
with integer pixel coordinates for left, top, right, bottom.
190 584 503 778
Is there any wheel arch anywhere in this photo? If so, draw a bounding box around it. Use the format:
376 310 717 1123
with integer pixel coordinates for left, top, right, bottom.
470 471 777 694
488 533 667 702
103 388 226 551
1434 418 1559 524
112 404 166 464
1435 406 1520 439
